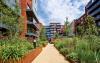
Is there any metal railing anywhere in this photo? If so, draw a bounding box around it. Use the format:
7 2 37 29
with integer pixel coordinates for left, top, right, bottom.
90 8 100 16
88 1 100 13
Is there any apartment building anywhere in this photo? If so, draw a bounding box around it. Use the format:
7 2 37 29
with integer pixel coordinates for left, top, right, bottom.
45 23 64 39
85 0 100 27
73 14 87 35
20 0 40 42
0 0 20 39
0 0 41 41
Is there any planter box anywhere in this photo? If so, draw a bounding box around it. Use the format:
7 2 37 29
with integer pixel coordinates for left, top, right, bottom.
0 47 42 63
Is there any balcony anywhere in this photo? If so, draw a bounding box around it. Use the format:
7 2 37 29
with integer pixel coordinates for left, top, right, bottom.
95 15 100 20
88 1 100 14
90 8 100 16
0 23 8 30
86 1 93 9
86 0 99 9
26 32 38 37
27 20 39 30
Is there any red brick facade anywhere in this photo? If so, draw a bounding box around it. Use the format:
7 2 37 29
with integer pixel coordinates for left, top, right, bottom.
20 0 27 37
74 14 87 34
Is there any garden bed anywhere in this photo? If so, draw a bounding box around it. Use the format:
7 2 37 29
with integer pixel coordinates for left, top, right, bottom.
0 47 42 63
21 47 42 63
54 36 100 63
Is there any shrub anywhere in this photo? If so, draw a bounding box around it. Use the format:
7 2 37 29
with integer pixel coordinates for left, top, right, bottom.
67 52 78 62
60 48 68 56
38 40 47 47
54 35 100 63
0 37 34 61
54 41 66 50
75 35 100 63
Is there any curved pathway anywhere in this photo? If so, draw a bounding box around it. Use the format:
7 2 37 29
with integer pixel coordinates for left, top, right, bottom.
32 43 69 63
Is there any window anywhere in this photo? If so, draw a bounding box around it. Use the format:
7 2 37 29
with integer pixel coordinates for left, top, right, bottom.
92 0 94 3
98 21 100 26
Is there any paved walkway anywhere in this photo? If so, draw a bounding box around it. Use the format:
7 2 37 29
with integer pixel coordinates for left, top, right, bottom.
32 43 69 63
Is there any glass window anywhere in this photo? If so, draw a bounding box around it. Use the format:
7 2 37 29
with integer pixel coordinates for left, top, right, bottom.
98 21 100 26
92 0 94 3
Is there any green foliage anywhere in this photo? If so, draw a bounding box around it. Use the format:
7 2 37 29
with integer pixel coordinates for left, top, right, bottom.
60 48 68 56
67 52 78 61
54 33 60 39
77 16 98 37
64 20 70 36
85 16 98 35
39 27 47 41
37 39 47 47
54 41 66 50
0 37 33 61
54 35 100 63
0 0 20 36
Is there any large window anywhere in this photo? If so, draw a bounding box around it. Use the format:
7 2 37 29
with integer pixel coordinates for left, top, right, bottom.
98 21 100 26
92 0 94 3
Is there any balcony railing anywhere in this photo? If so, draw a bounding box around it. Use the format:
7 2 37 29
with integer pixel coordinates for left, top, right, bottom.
86 0 99 9
26 32 38 37
27 20 39 30
0 23 8 30
95 15 100 20
88 1 100 14
90 8 100 16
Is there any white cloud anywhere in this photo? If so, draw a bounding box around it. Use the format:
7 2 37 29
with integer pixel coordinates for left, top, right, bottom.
81 0 90 5
37 0 90 25
38 16 46 25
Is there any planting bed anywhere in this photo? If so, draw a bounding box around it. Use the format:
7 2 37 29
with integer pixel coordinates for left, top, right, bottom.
0 47 42 63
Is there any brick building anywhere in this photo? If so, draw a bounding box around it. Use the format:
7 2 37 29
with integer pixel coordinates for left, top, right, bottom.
0 0 19 39
85 0 100 34
73 14 87 35
73 0 100 35
0 0 41 41
85 0 100 27
20 0 41 42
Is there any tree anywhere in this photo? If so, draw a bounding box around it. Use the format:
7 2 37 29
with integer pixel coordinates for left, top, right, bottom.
54 33 60 39
85 16 98 35
64 19 70 36
77 15 98 36
39 27 47 41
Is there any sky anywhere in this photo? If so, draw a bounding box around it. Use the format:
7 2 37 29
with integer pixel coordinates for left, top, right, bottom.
36 0 90 25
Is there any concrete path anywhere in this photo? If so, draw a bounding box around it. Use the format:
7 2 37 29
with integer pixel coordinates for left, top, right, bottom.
32 43 69 63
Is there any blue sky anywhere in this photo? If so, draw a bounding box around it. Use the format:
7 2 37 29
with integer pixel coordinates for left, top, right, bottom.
36 0 90 25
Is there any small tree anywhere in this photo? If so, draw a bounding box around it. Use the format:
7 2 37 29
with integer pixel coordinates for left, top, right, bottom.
85 16 98 35
77 16 98 37
54 33 60 39
64 20 69 36
39 27 47 41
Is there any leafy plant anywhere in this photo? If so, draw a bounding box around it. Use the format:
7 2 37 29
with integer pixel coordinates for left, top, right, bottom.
54 41 66 50
67 52 78 61
0 37 34 62
60 48 68 56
